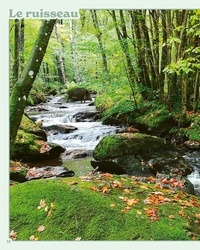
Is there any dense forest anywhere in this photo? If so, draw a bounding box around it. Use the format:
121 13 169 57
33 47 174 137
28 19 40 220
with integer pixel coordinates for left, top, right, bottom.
10 10 200 108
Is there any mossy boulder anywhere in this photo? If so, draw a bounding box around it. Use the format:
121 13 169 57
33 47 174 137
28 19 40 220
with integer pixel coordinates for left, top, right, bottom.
92 133 194 194
12 115 65 162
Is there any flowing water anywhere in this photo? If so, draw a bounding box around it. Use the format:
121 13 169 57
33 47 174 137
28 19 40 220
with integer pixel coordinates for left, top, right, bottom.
26 95 200 196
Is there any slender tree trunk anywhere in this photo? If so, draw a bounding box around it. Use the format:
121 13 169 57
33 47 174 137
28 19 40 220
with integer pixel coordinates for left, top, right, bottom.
10 19 56 158
20 19 24 74
90 10 109 79
13 19 20 83
192 69 199 112
54 21 67 84
110 10 137 98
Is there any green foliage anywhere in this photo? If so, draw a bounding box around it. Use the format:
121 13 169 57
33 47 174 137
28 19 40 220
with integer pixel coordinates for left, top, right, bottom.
179 116 200 142
135 106 172 128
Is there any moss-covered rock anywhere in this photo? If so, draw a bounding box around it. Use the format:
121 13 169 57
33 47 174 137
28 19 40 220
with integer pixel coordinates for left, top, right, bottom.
12 114 65 162
10 176 200 240
92 133 193 194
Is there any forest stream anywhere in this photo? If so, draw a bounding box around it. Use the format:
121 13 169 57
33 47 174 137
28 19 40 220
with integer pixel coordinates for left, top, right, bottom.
26 95 200 196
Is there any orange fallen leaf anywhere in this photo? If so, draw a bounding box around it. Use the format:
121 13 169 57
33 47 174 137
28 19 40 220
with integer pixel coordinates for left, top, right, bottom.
125 198 139 207
145 208 159 221
101 173 113 178
194 213 200 219
178 210 185 217
112 180 122 188
37 225 45 232
101 186 111 193
90 186 99 191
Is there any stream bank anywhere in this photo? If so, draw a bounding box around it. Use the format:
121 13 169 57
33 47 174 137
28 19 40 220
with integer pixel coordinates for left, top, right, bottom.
23 95 200 196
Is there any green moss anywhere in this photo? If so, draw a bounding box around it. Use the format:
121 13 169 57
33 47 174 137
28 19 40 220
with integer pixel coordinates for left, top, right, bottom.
93 133 175 160
14 130 40 157
10 176 200 241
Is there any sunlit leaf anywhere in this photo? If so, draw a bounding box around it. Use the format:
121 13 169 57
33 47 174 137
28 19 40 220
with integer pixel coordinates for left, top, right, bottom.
47 210 52 217
110 203 116 207
123 188 131 194
168 215 176 219
194 213 200 219
29 235 39 241
125 198 139 207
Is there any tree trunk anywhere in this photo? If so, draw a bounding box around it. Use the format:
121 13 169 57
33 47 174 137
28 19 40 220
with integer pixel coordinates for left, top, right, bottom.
10 19 56 158
13 19 20 83
54 21 67 84
90 10 109 80
110 10 137 98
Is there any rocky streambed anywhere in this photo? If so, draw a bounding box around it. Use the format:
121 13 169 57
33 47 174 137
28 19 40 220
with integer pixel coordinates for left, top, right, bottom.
12 94 200 196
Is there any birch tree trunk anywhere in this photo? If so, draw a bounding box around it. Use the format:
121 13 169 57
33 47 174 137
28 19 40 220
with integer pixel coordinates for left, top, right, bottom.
10 19 56 158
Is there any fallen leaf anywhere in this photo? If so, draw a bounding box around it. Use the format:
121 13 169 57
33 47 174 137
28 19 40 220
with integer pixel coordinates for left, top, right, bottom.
101 186 111 193
110 204 116 207
195 213 200 219
90 186 99 191
178 210 185 217
123 188 131 194
47 210 52 217
10 230 17 241
37 199 46 209
37 225 45 232
69 181 78 185
137 210 142 215
101 173 113 178
75 237 81 241
125 198 139 207
168 215 176 219
50 203 55 208
29 235 39 241
145 208 159 221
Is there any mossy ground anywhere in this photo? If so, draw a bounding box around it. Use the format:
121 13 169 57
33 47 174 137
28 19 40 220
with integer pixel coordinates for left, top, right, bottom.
10 174 200 241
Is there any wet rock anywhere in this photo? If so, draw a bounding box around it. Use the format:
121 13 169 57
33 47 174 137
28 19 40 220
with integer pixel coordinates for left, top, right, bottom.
74 111 101 122
44 124 78 133
184 140 200 150
26 106 49 112
26 166 75 181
